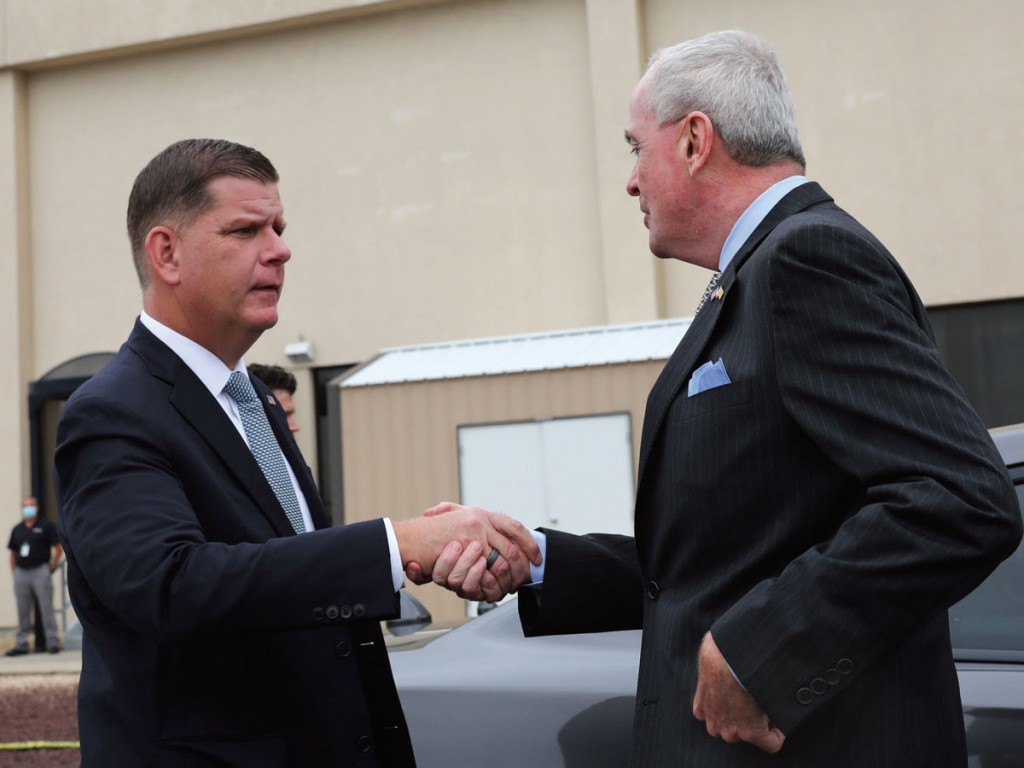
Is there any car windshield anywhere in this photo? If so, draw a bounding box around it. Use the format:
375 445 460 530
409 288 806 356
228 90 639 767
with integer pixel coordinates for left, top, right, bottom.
948 479 1024 661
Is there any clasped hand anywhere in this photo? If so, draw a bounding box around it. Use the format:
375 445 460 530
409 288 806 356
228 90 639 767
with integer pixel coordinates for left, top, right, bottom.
397 502 540 604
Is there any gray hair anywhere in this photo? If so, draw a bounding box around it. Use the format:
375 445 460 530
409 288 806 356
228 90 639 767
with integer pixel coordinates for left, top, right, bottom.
644 30 805 168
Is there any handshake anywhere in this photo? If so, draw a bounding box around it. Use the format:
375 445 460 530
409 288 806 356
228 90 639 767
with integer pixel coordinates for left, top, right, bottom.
393 502 541 603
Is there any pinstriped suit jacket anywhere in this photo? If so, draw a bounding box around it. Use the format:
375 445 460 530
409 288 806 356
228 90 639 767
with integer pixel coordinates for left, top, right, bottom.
519 183 1022 767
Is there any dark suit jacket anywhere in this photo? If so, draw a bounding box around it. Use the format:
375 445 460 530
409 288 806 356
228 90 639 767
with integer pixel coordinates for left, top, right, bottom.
55 320 416 768
519 183 1022 767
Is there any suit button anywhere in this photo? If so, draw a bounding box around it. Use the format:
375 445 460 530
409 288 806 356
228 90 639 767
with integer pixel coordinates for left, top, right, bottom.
340 605 353 619
326 605 340 620
810 677 827 695
353 603 366 618
836 658 854 675
796 687 814 705
646 581 660 600
335 641 352 658
356 735 371 753
825 668 841 686
311 607 324 621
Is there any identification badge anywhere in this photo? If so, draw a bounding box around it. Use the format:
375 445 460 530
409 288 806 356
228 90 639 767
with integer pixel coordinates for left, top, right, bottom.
19 543 30 558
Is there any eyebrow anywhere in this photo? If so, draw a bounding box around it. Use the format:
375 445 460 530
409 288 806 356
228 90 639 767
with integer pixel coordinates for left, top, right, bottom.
224 213 287 233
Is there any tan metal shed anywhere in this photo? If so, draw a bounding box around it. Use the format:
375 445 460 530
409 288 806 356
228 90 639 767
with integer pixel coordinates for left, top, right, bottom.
333 318 692 622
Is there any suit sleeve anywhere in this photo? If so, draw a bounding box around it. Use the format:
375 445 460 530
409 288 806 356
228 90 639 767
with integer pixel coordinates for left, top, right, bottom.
56 390 400 643
710 217 1023 732
518 529 645 636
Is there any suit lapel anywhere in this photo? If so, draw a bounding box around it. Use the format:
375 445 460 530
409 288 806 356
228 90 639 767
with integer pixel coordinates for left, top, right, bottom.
127 321 297 538
636 182 834 488
727 181 833 273
636 276 731 484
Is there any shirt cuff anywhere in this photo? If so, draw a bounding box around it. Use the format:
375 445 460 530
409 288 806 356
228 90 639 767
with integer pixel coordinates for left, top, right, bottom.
725 659 747 691
382 518 403 592
528 529 547 585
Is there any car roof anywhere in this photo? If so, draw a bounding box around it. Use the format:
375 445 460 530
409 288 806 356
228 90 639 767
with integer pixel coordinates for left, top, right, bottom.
991 423 1024 468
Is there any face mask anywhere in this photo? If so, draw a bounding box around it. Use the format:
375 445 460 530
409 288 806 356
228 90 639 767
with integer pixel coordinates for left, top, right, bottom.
22 506 36 520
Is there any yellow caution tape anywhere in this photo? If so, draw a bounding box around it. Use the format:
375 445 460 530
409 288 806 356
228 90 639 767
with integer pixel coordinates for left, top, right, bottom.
0 740 80 750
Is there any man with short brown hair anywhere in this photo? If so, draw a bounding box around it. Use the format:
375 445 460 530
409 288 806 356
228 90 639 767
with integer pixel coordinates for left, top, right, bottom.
57 138 538 767
249 363 300 433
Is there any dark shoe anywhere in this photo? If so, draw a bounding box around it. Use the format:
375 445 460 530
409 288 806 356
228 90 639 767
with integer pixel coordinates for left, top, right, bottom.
4 647 29 657
47 646 60 654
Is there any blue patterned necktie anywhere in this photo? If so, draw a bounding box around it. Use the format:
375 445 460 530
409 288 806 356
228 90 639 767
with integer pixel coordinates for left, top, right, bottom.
223 371 306 534
695 271 722 315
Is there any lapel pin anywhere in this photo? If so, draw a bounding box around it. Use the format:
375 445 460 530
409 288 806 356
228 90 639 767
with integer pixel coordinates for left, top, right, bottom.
712 286 725 301
267 395 277 405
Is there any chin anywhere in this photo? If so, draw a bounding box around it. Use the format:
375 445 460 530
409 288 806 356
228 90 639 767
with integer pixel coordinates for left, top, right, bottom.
248 309 279 331
647 238 674 260
648 237 704 266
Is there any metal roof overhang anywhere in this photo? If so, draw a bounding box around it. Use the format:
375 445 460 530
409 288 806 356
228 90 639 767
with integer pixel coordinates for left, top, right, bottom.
339 318 693 388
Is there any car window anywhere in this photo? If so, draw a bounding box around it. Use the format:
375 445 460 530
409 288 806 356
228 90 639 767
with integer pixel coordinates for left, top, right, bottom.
948 478 1024 661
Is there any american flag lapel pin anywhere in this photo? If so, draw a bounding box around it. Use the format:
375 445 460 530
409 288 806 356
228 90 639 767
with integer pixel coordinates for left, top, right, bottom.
267 395 277 405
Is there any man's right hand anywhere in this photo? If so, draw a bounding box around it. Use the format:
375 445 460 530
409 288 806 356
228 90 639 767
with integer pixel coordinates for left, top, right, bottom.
398 502 540 603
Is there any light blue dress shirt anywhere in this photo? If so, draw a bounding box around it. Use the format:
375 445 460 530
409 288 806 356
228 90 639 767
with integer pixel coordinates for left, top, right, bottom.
527 176 809 589
718 175 807 273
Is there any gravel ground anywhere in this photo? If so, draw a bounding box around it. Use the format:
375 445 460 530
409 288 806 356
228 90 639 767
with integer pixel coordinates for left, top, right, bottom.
0 674 79 767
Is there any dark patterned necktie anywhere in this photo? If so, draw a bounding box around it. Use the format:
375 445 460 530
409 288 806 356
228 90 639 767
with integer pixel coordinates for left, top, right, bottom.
695 271 722 315
223 371 305 534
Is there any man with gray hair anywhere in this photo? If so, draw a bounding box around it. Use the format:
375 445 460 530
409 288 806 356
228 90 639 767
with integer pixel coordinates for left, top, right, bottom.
422 30 1021 767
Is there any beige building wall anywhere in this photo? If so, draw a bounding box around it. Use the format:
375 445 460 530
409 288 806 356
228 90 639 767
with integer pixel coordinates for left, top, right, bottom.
645 0 1024 316
1 0 1022 628
340 360 664 621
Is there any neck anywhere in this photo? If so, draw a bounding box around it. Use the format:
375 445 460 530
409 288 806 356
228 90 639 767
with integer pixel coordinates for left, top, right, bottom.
694 160 803 267
143 298 249 369
726 160 803 215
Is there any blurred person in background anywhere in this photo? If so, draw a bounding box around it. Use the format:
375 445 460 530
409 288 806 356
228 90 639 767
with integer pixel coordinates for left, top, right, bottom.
249 363 299 433
6 495 62 656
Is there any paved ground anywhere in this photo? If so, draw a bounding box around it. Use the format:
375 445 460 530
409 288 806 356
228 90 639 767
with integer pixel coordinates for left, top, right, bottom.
0 648 81 767
0 628 423 766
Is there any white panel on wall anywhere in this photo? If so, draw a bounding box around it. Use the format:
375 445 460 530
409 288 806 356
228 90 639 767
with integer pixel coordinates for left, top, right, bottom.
458 412 634 536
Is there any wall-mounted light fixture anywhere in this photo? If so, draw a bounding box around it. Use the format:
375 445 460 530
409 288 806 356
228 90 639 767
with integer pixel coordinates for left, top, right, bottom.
284 338 315 364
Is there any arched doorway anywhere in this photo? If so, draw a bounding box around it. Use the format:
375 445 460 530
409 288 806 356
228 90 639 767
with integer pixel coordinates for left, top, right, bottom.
27 352 115 646
28 352 115 527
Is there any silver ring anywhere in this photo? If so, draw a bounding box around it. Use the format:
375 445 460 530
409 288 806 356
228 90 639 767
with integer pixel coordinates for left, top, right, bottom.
486 547 500 569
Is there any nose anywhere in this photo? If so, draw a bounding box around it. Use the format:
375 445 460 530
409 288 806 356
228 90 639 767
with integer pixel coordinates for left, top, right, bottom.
267 230 291 264
626 163 639 197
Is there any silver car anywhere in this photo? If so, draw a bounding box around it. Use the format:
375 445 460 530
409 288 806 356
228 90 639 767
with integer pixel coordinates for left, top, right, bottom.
389 424 1024 767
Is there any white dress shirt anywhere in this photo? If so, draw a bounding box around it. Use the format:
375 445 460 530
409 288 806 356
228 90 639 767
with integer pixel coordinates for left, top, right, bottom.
139 312 404 590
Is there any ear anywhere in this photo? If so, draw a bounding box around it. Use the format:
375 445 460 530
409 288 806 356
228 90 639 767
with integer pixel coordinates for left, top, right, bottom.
144 226 182 287
678 111 715 176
